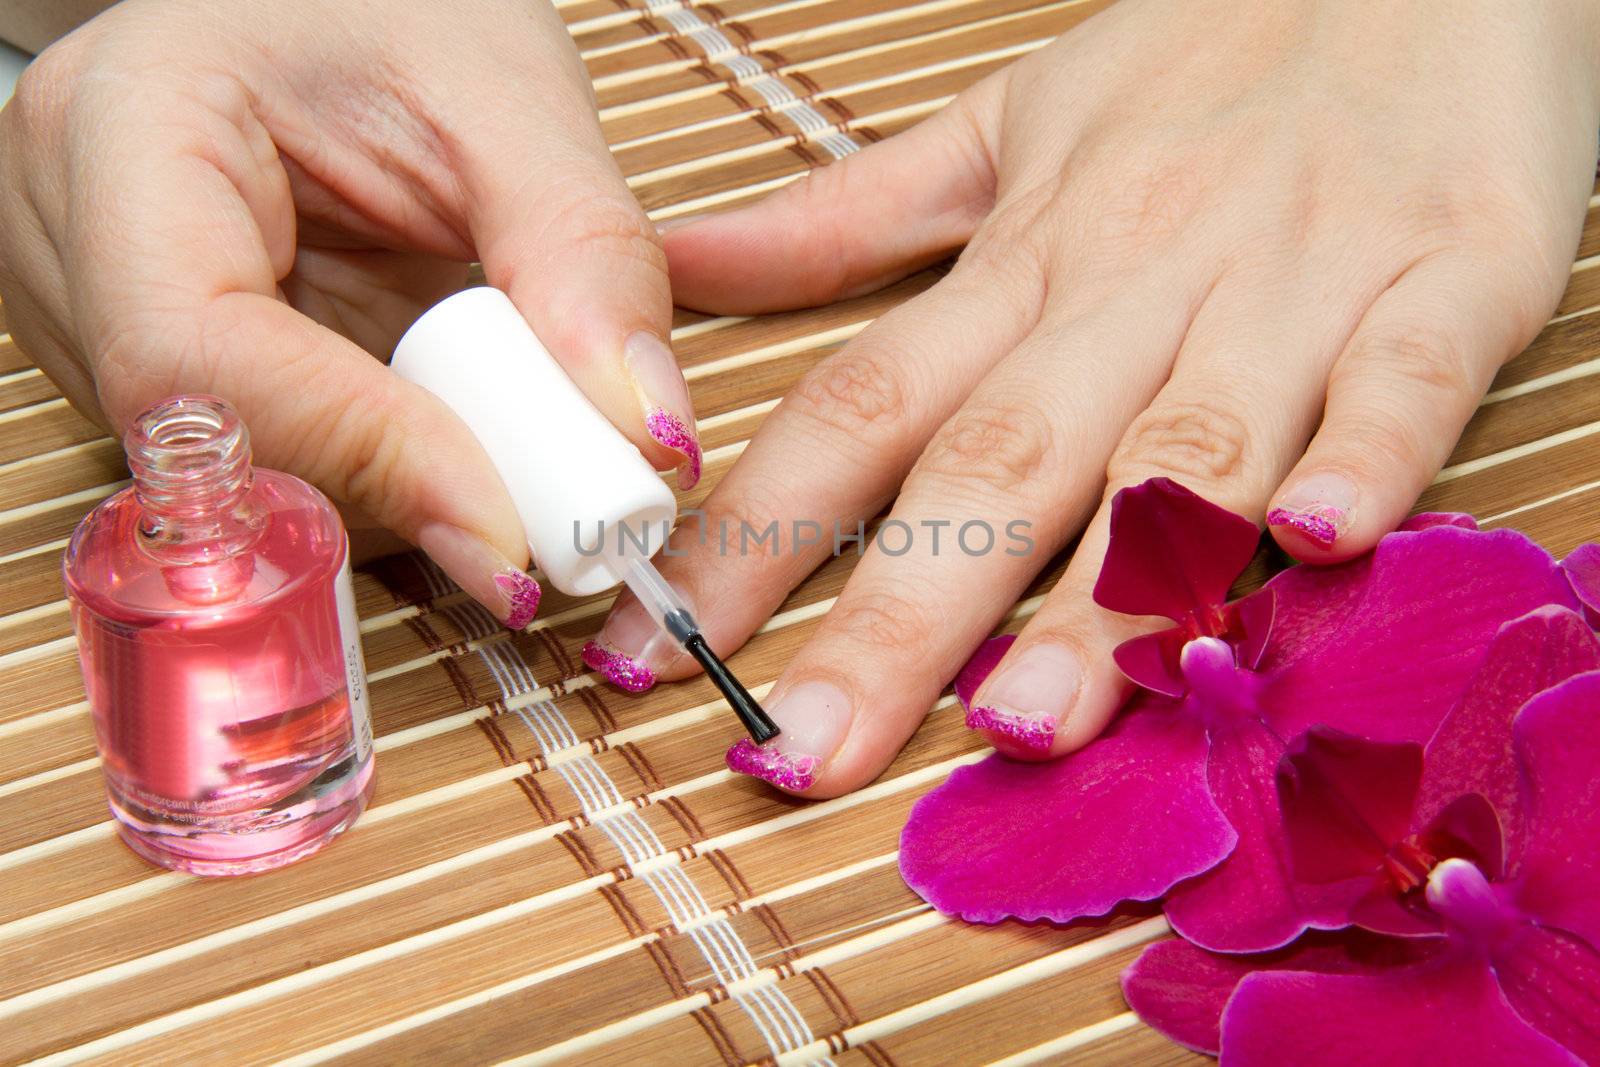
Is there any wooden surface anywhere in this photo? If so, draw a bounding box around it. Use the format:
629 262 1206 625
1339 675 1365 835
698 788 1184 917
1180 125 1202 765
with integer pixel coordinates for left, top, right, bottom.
3 0 1600 1062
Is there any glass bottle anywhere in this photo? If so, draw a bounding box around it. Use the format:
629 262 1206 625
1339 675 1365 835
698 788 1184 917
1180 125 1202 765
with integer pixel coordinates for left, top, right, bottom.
63 395 374 875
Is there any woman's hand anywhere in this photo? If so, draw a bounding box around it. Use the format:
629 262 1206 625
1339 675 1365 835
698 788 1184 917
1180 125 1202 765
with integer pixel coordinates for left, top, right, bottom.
0 0 700 626
592 0 1600 793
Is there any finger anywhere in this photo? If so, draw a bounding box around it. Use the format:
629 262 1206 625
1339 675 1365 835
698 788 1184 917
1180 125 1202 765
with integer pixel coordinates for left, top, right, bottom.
584 256 1044 691
1267 252 1551 559
728 262 1222 797
661 71 1006 316
66 99 543 630
976 280 1348 760
444 5 697 487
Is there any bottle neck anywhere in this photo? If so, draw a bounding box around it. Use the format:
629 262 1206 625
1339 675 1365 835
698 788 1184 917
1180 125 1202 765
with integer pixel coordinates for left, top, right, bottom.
126 395 262 564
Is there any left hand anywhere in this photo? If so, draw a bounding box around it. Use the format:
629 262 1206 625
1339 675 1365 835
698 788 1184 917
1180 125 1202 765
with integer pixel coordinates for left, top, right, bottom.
592 0 1600 794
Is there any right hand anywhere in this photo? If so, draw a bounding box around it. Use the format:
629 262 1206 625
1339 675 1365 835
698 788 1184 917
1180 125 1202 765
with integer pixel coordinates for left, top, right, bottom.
0 0 700 627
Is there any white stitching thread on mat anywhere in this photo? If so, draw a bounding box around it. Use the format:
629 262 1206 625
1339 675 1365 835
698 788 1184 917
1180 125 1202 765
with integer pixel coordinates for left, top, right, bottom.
644 0 861 160
459 598 834 1066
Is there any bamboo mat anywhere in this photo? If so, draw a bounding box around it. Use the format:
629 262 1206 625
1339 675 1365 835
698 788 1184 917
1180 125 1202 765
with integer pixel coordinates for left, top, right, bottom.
3 0 1600 1062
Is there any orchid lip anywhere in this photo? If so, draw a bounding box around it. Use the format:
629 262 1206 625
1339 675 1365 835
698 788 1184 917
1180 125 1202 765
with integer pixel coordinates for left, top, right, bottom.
1425 858 1523 950
1178 636 1261 722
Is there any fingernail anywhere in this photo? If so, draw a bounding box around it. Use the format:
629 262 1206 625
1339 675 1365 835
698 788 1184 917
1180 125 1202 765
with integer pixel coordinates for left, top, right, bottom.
582 591 686 693
624 331 702 490
968 643 1082 753
1268 472 1357 547
493 573 543 630
582 640 657 692
416 522 542 630
725 680 852 791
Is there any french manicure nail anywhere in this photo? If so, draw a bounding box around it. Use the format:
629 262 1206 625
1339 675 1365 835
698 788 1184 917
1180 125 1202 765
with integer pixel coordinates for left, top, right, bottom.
492 572 542 630
1267 472 1357 547
582 583 697 692
725 680 852 791
968 643 1082 753
416 522 542 630
624 331 702 490
582 639 657 692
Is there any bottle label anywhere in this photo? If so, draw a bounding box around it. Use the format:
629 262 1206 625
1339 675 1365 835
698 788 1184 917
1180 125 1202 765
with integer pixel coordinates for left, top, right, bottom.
336 549 374 763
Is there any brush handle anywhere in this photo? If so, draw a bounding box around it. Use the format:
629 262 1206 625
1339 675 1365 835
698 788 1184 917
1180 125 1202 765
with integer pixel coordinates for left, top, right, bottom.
683 634 781 744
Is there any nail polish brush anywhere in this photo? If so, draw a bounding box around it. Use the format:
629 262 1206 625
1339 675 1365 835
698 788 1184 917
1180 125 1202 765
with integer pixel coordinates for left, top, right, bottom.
390 287 780 744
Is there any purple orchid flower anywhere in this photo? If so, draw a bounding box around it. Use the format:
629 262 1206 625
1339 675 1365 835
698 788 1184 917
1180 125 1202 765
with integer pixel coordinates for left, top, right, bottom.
1123 607 1600 1064
899 479 1577 952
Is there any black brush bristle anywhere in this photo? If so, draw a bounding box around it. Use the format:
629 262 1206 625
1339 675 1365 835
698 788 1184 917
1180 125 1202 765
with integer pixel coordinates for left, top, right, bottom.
682 633 780 744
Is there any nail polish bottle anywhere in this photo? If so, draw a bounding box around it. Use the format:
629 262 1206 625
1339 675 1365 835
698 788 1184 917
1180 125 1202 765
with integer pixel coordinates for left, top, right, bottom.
63 395 374 875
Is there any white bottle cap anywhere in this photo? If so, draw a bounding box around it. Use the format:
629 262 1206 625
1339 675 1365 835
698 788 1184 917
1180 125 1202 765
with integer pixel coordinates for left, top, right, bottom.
390 287 678 597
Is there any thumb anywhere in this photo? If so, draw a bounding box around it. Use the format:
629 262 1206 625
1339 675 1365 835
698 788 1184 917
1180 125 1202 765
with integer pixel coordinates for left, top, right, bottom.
454 56 697 488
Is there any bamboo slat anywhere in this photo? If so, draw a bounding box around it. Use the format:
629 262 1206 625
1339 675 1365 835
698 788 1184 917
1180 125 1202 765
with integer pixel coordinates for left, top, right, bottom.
2 3 1599 1064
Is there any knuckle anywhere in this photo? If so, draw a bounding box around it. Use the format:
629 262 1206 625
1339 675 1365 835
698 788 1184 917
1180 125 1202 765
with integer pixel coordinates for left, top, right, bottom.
516 194 664 289
1090 153 1210 247
955 217 1044 282
563 196 663 263
781 165 865 301
787 348 913 441
1330 408 1429 474
1347 321 1467 396
827 587 930 652
785 160 849 224
330 401 410 514
915 400 1055 499
708 477 793 556
1109 399 1251 488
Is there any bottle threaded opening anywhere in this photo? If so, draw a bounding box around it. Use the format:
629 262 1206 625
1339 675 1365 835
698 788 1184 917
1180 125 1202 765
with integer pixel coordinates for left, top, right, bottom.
126 395 253 520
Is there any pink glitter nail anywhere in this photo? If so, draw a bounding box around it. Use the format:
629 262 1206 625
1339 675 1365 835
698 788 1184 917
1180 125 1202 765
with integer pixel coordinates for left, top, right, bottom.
493 572 542 630
1267 506 1342 547
725 738 819 791
645 408 702 490
966 705 1056 753
582 639 657 692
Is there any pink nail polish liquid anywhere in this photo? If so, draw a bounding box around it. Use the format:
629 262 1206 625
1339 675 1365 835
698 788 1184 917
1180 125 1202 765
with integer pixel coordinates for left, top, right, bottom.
63 395 374 875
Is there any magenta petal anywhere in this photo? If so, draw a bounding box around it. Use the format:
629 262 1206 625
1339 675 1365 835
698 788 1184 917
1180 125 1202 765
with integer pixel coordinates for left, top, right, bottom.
1092 478 1260 627
1349 883 1443 937
1494 922 1600 1064
1123 932 1442 1056
899 702 1233 923
1511 672 1600 950
1417 606 1600 859
1262 525 1576 744
1425 791 1506 880
1278 727 1422 885
1166 719 1363 952
953 634 1014 710
1122 939 1249 1055
1113 629 1186 697
1399 512 1479 532
1230 588 1276 670
1560 542 1600 627
1221 958 1582 1067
